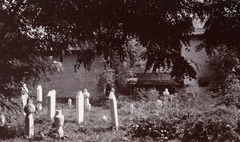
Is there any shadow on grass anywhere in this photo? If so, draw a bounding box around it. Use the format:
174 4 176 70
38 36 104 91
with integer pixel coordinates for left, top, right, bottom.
0 125 25 140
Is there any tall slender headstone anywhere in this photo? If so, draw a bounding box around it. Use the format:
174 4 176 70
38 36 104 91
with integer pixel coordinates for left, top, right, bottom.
47 90 56 121
76 91 84 123
109 90 119 129
37 85 42 102
83 89 90 110
24 98 36 138
54 110 64 138
21 83 28 115
130 104 134 114
0 113 5 126
36 85 43 111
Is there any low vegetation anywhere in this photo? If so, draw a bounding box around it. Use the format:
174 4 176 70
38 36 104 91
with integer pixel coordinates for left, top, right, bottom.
1 89 240 142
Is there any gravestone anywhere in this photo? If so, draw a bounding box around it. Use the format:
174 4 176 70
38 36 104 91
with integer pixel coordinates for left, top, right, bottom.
76 91 84 123
103 115 107 122
24 98 36 138
37 85 42 102
68 99 72 107
47 90 56 121
0 113 5 126
109 90 119 129
37 85 43 110
83 89 90 110
88 104 91 111
157 100 163 108
130 104 134 114
54 110 64 138
21 83 28 115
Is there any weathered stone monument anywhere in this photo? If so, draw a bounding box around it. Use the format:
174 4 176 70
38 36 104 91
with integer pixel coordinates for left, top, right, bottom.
109 89 119 129
88 104 91 111
54 110 64 138
47 90 56 121
83 89 90 110
130 104 134 114
76 91 84 123
157 100 163 108
0 113 5 126
37 85 43 111
21 83 28 115
37 85 42 102
68 99 72 107
102 115 107 122
163 88 170 106
24 98 36 138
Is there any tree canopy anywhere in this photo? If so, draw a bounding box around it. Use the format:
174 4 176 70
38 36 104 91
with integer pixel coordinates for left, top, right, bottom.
1 0 240 96
21 0 199 80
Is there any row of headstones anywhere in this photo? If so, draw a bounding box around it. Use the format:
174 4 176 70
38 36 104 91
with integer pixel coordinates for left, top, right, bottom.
21 85 119 138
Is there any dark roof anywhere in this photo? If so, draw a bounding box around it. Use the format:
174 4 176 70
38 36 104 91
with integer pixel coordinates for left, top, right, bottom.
127 73 183 86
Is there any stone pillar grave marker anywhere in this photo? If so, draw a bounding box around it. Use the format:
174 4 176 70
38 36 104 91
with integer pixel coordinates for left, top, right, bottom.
24 98 36 138
88 104 91 111
130 104 134 114
76 91 84 123
83 89 90 110
21 83 28 115
68 99 72 107
0 113 5 126
47 90 56 121
37 85 42 102
54 110 64 138
36 85 43 111
109 91 119 129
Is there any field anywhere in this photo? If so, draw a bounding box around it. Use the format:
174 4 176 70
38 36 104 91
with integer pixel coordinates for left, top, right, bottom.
1 55 240 141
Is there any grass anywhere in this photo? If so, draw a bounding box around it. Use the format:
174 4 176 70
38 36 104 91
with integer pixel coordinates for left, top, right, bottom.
1 92 240 142
2 55 240 141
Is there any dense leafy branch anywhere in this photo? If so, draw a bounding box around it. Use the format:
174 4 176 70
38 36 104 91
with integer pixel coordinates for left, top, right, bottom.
25 0 200 80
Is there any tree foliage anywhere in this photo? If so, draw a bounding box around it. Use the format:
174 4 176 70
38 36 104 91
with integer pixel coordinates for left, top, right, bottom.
22 0 200 80
0 1 63 96
2 0 240 97
196 0 240 56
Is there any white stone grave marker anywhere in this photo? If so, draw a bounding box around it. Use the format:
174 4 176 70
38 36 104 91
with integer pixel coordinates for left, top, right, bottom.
88 104 91 111
47 90 56 121
54 110 64 138
37 85 43 111
21 83 28 115
83 89 90 110
37 85 42 102
76 91 84 123
109 91 119 129
24 98 36 138
130 104 134 114
0 113 5 126
68 99 72 107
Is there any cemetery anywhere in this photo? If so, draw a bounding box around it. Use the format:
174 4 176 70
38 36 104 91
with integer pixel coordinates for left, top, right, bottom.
0 66 240 141
1 0 240 142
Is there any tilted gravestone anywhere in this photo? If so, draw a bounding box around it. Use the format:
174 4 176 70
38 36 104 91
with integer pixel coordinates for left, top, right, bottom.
76 91 84 123
0 113 5 127
47 90 56 121
109 90 119 129
24 98 36 138
54 110 64 138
